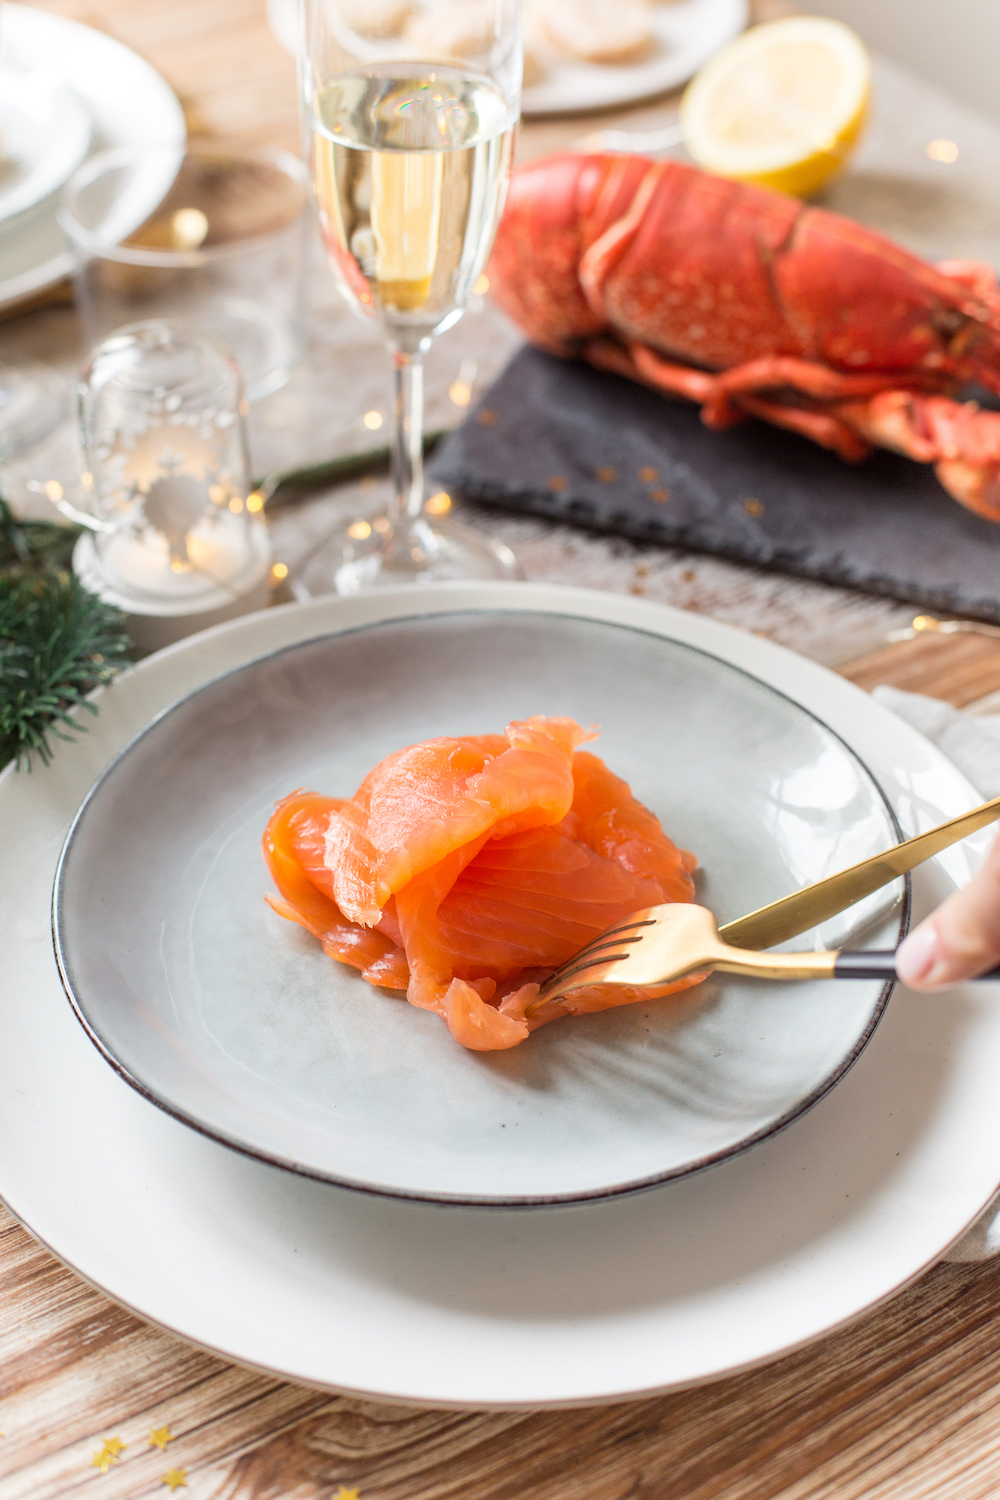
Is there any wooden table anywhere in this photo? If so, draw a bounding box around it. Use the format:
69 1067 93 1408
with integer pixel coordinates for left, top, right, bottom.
7 2 1000 1495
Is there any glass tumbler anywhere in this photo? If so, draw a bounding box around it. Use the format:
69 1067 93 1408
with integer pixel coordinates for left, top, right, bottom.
60 139 309 400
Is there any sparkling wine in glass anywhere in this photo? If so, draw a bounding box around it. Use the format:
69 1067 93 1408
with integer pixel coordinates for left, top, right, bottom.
302 0 522 591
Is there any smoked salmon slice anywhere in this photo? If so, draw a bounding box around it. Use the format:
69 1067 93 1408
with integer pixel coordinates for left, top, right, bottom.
263 717 699 1051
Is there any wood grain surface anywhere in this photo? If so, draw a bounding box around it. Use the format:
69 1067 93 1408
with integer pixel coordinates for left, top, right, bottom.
840 630 1000 708
5 1146 1000 1500
8 0 1000 1494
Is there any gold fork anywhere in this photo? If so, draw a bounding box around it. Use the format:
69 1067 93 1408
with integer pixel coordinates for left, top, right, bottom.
528 792 1000 1012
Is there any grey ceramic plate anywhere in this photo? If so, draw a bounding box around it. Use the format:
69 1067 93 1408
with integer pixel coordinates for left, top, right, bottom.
53 610 906 1205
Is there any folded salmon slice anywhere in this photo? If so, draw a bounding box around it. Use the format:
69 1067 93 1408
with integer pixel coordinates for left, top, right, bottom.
325 717 589 926
263 717 699 1051
263 791 409 990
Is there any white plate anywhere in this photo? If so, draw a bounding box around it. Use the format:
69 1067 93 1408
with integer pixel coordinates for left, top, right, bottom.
52 610 906 1205
522 0 749 117
0 5 185 312
266 0 748 117
4 583 1000 1406
0 65 91 226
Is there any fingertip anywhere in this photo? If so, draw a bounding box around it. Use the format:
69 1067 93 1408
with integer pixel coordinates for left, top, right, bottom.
895 924 939 987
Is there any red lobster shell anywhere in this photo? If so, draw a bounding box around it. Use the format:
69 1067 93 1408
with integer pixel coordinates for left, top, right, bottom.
487 152 1000 521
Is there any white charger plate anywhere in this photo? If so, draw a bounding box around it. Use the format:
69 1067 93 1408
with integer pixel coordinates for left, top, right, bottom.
52 608 906 1205
266 0 748 117
4 582 1000 1406
0 5 185 312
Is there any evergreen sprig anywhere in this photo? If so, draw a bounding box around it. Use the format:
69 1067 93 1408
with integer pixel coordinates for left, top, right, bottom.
0 494 81 576
0 498 132 772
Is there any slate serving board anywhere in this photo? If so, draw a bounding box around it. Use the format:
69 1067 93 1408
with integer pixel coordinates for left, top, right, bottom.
431 347 1000 624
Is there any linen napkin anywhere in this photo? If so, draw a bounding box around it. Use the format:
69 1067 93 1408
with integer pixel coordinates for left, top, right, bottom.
871 684 1000 1261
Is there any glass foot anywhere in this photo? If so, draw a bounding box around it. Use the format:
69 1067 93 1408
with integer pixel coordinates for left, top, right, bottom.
295 514 521 598
0 365 65 461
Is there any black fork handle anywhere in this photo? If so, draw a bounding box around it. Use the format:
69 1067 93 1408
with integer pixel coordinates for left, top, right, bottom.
835 950 1000 981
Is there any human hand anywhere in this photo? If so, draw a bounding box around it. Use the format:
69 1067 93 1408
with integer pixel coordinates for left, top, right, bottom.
895 826 1000 988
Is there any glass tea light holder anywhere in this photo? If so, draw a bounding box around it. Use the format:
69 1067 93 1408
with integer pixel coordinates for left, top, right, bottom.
59 140 309 401
71 322 273 654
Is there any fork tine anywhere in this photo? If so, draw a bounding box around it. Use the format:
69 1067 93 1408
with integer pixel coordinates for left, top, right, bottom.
528 950 632 1017
548 918 656 977
533 917 656 1006
535 936 647 998
540 952 630 993
552 934 646 972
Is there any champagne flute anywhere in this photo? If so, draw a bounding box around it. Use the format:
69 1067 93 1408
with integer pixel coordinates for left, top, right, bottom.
301 0 522 592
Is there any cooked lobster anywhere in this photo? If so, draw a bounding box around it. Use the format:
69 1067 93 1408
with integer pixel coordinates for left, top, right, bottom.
487 152 1000 521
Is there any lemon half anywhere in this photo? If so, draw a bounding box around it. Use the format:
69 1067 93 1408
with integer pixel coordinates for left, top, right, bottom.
680 17 871 198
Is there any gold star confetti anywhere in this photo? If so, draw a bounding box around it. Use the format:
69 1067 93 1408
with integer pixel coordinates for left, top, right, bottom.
744 498 765 517
595 465 617 482
650 487 671 503
333 1488 360 1500
546 475 568 492
477 409 498 426
90 1437 125 1473
149 1426 175 1452
161 1468 188 1491
638 465 659 482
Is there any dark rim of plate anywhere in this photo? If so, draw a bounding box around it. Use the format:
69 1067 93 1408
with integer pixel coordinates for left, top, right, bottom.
51 607 910 1208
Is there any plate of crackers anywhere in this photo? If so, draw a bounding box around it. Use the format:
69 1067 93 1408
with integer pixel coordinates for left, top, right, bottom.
268 0 748 116
522 0 748 115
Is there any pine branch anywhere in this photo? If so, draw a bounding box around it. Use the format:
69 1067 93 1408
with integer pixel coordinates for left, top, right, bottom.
255 427 447 506
0 494 80 575
0 498 132 772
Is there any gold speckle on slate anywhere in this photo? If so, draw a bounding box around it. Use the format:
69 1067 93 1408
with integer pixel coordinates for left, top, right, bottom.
638 466 659 482
650 487 670 503
744 498 765 517
596 466 617 482
477 409 498 426
547 476 568 492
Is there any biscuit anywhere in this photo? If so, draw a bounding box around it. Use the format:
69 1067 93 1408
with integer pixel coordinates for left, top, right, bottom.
405 3 496 61
535 0 654 64
340 0 414 39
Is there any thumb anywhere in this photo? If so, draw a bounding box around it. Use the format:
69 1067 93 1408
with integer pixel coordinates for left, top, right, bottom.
895 825 1000 989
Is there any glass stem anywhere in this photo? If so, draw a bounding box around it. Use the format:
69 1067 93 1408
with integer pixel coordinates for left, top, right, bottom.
390 347 425 528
